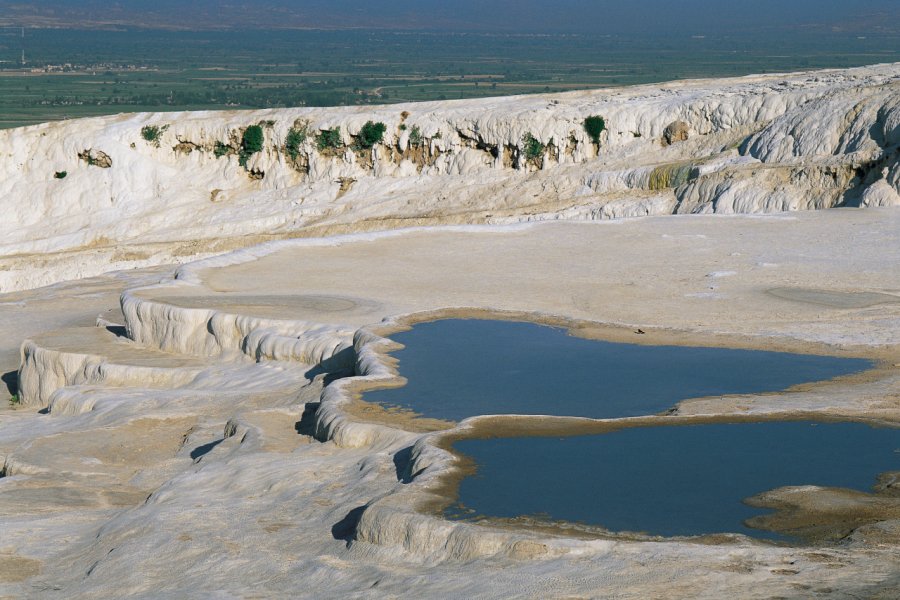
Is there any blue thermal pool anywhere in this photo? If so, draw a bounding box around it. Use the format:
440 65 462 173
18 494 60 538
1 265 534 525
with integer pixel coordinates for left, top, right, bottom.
446 421 900 539
363 319 872 420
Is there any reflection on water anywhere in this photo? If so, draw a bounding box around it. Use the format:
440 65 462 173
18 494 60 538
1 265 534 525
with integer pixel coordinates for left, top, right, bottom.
448 421 900 539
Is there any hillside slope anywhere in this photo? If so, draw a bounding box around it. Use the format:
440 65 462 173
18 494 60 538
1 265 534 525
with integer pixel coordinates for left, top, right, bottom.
2 63 898 291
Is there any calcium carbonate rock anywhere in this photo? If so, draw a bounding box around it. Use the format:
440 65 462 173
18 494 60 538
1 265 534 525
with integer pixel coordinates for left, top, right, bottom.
860 179 900 207
662 120 690 146
743 87 900 162
0 63 898 292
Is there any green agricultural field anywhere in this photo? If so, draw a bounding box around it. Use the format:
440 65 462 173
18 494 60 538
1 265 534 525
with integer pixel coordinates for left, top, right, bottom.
0 28 897 129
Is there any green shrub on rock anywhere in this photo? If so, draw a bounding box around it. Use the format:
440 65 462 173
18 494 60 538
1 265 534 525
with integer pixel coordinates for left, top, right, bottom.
141 124 168 147
285 123 308 162
522 132 545 162
241 125 264 154
355 121 387 149
408 125 424 147
214 142 231 158
239 125 264 168
583 115 606 144
316 127 342 151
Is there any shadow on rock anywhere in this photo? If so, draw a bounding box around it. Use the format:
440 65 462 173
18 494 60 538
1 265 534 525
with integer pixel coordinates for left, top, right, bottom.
105 325 128 338
331 505 367 543
295 402 320 438
304 364 353 387
393 445 416 483
1 370 17 396
190 439 223 462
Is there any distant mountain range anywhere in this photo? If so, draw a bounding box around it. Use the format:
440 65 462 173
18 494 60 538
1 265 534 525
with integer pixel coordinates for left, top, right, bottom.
0 0 898 34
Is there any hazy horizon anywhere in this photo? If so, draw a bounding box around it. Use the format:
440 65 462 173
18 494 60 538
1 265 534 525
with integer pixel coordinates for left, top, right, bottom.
1 0 899 34
1 1 897 129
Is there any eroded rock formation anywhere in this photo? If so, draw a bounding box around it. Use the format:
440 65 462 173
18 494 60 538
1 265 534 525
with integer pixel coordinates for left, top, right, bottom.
1 64 898 291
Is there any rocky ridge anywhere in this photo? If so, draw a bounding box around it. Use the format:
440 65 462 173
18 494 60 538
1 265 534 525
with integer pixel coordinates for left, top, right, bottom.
1 63 899 291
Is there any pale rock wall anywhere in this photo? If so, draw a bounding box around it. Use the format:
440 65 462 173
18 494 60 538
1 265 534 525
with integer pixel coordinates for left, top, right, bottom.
313 327 422 450
2 64 899 291
17 340 202 408
741 84 900 207
120 289 355 366
744 87 900 162
861 178 900 207
673 163 859 214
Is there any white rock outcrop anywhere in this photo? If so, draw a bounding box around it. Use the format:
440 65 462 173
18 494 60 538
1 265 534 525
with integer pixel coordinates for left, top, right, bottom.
1 64 898 291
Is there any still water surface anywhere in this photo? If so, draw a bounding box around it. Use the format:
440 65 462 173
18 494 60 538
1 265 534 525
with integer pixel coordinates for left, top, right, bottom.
364 319 883 538
448 421 900 539
364 319 871 421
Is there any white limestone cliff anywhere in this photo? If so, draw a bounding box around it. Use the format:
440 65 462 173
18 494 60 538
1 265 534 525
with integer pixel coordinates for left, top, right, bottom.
1 63 898 291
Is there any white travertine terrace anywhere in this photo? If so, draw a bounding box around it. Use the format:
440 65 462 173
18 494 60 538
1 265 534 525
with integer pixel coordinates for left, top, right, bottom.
1 64 898 291
2 207 899 597
1 65 900 597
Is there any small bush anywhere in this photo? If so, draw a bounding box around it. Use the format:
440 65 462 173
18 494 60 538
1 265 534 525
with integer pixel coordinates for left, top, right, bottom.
522 132 545 161
584 115 606 144
54 171 67 179
316 127 342 151
214 142 231 158
408 125 423 147
239 125 264 168
141 126 158 142
399 123 407 131
356 120 387 149
241 125 264 154
285 126 307 162
141 124 168 147
9 393 19 406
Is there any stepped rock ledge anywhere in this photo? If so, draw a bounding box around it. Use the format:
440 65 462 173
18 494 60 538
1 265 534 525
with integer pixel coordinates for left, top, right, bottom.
1 65 899 597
